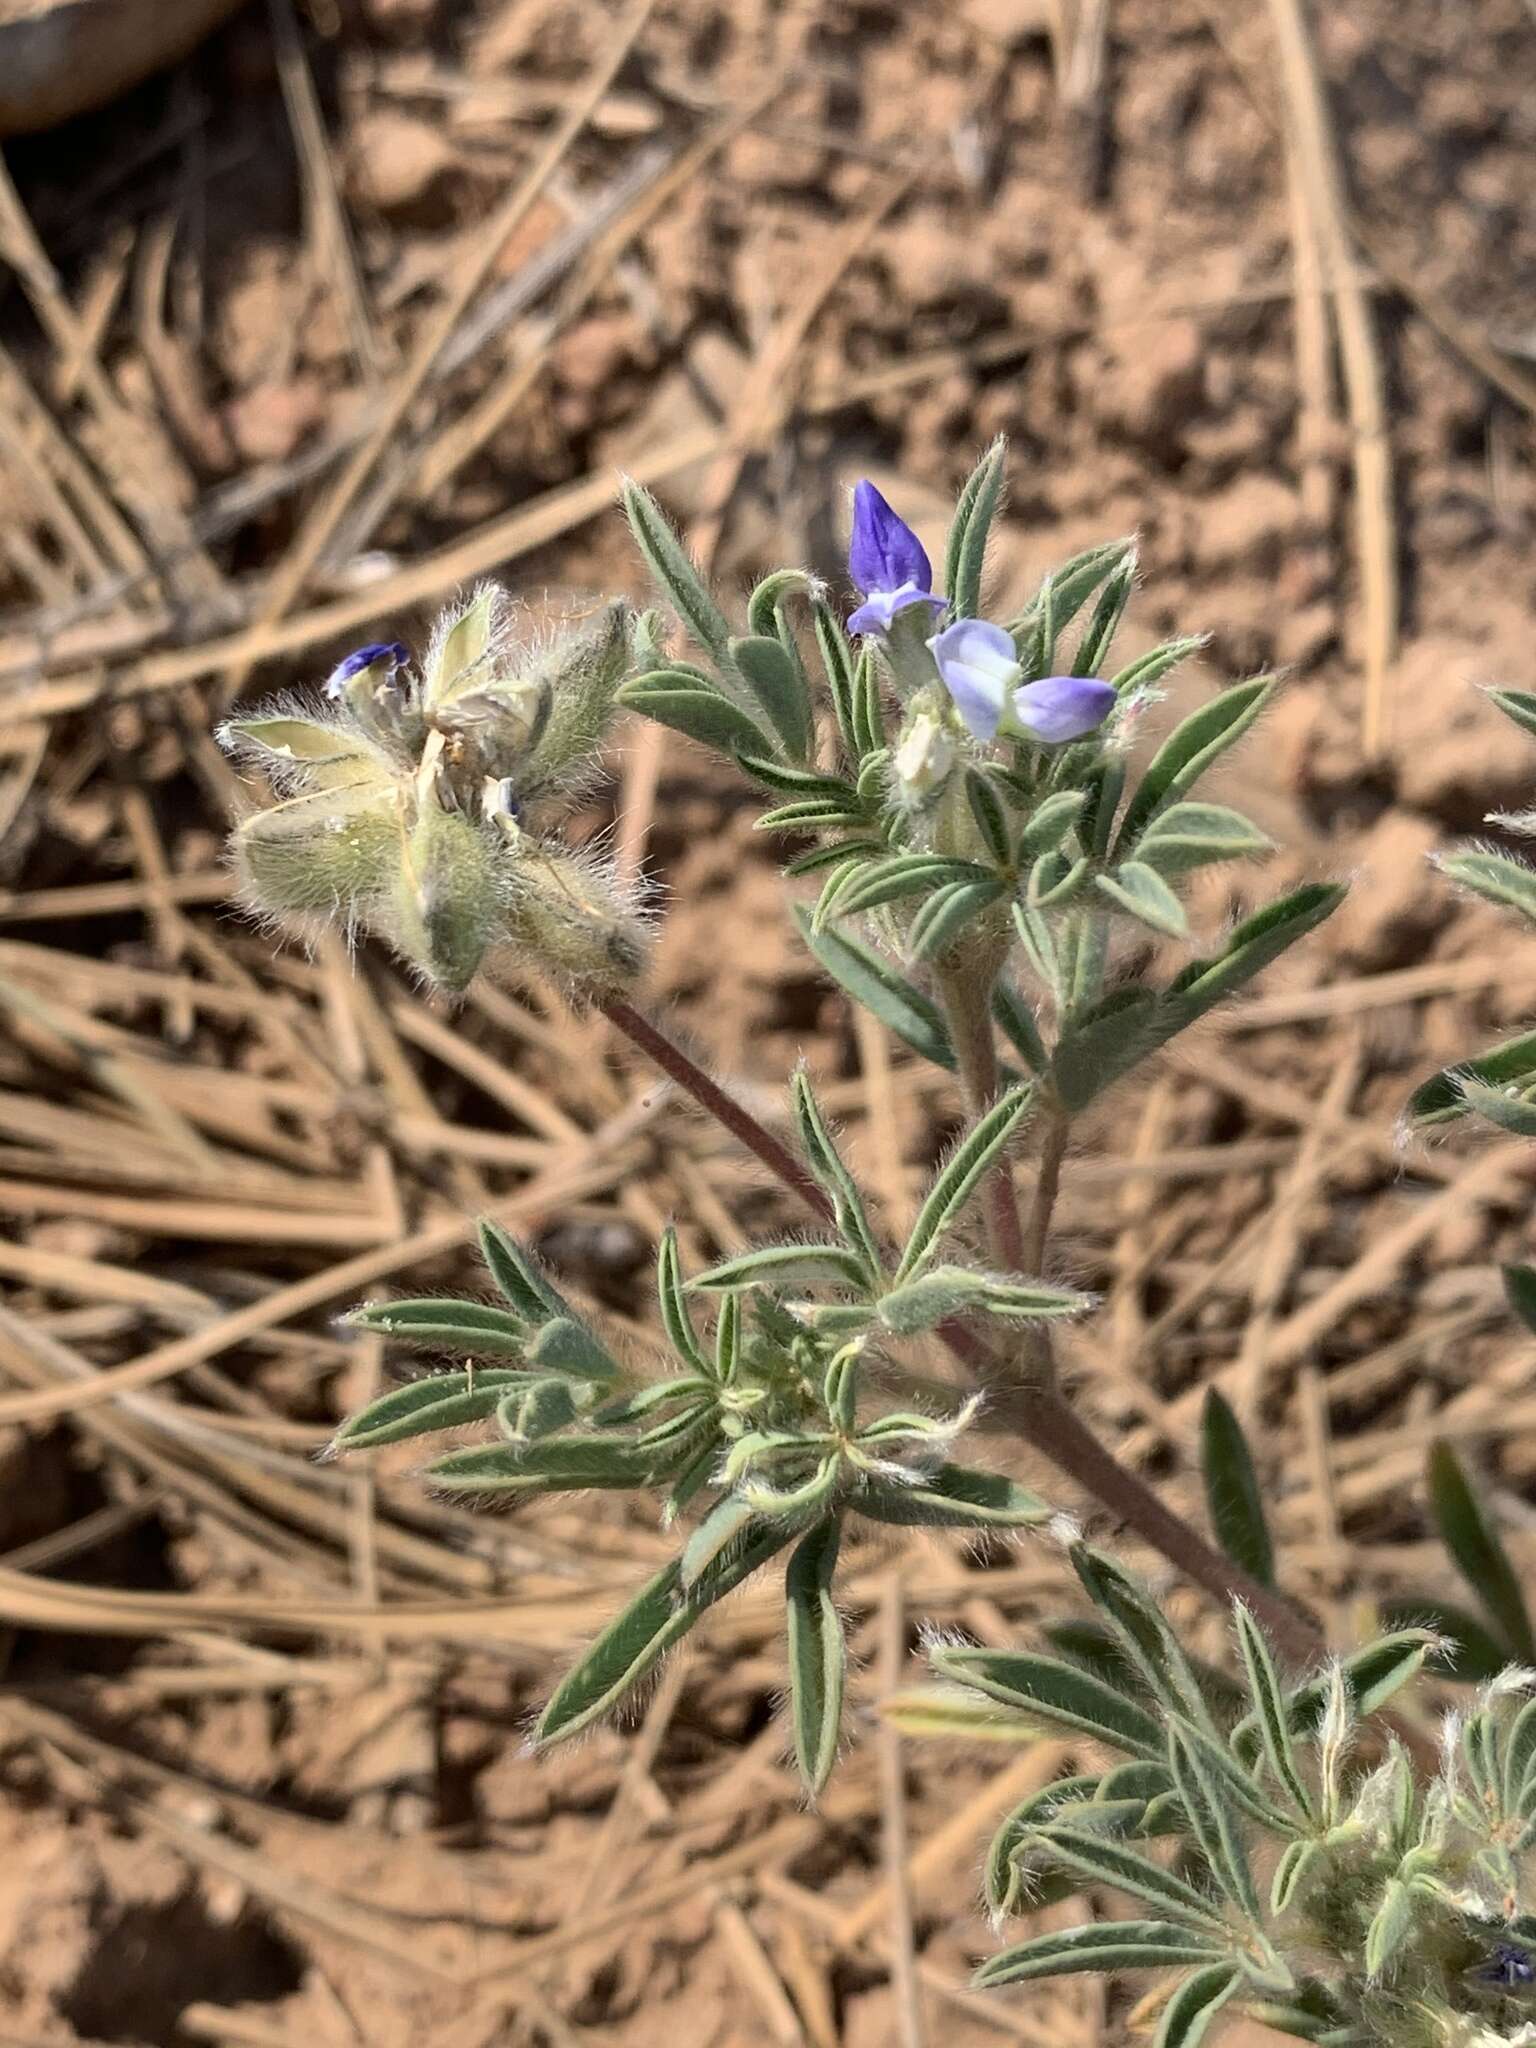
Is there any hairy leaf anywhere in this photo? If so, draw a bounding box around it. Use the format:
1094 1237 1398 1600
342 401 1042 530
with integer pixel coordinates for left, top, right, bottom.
730 633 813 762
859 1463 1051 1530
785 1518 845 1795
946 438 1006 620
332 1367 532 1451
1201 1389 1275 1590
1115 676 1274 854
929 1646 1163 1757
976 1920 1223 1990
618 673 771 757
791 1073 883 1277
478 1219 565 1323
896 1084 1034 1279
1135 802 1274 877
621 482 732 662
346 1297 529 1358
793 907 957 1070
690 1243 873 1293
1429 1437 1534 1660
1155 1964 1241 2048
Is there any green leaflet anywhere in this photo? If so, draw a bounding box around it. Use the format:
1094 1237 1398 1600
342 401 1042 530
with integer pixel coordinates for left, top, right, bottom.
859 1463 1051 1530
928 1646 1163 1757
527 1317 619 1382
1408 1026 1536 1127
1437 847 1536 926
1010 537 1135 675
992 981 1049 1074
1233 1604 1312 1817
1155 1964 1241 2048
617 672 771 757
1109 633 1210 699
975 1920 1223 1990
690 1243 872 1293
621 481 732 662
895 1084 1034 1279
1428 1438 1534 1661
346 1297 529 1358
478 1219 565 1323
791 1072 883 1277
812 598 862 763
1114 675 1274 854
1017 788 1087 861
1376 1596 1507 1683
945 438 1006 621
1134 801 1275 877
907 877 1007 964
785 1518 845 1796
1201 1389 1275 1590
1094 860 1189 938
1071 555 1135 677
1167 1725 1260 1924
965 768 1014 867
836 855 991 917
680 1493 763 1589
331 1367 532 1451
876 1265 1088 1336
535 1517 792 1746
425 1433 661 1496
729 633 813 762
656 1226 710 1378
1031 1826 1232 1935
792 906 957 1070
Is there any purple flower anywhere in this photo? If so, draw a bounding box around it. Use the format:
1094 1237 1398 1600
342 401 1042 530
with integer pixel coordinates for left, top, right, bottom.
325 640 409 699
928 618 1116 745
847 481 945 636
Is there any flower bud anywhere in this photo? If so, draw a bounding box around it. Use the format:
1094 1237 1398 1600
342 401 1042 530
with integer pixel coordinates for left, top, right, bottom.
893 704 955 799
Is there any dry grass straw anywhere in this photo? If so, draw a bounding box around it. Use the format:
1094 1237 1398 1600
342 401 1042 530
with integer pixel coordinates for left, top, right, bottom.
0 3 1530 2038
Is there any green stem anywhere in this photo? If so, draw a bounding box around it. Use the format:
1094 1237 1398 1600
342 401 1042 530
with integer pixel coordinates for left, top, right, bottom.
934 962 1027 1276
599 992 1323 1666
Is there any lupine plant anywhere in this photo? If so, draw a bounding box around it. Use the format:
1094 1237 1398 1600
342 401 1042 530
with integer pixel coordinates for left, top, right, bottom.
217 444 1536 2046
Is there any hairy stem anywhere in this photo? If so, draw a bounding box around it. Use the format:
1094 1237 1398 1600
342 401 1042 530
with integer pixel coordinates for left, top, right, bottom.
934 964 1027 1276
600 993 1324 1664
1022 1104 1069 1277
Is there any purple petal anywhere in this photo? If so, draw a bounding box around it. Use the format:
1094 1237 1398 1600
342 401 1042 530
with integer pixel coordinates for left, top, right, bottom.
928 618 1020 741
849 480 933 598
1011 675 1117 745
848 583 946 636
326 639 408 698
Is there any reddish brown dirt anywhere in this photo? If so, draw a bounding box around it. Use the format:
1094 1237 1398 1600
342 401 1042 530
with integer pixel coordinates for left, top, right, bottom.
2 2 1536 2044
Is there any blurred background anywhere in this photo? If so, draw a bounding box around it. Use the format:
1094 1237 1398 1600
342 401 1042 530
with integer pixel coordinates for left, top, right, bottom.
1 1 1535 2042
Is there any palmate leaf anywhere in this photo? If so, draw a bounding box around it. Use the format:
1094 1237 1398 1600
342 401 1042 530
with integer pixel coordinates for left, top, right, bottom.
792 906 957 1071
785 1518 845 1795
975 1920 1224 1991
1072 554 1136 677
535 1518 793 1747
331 1367 533 1451
1072 1547 1214 1731
1200 1389 1275 1590
858 1463 1051 1530
1010 537 1136 676
1232 1631 1435 1765
1428 1437 1535 1661
346 1297 530 1358
928 1645 1163 1757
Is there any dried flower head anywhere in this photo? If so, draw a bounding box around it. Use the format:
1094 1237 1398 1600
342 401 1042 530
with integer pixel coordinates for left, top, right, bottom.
219 585 648 994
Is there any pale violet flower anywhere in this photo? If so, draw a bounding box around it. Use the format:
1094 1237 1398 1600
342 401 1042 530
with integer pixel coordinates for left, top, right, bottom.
847 481 946 636
927 618 1116 745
